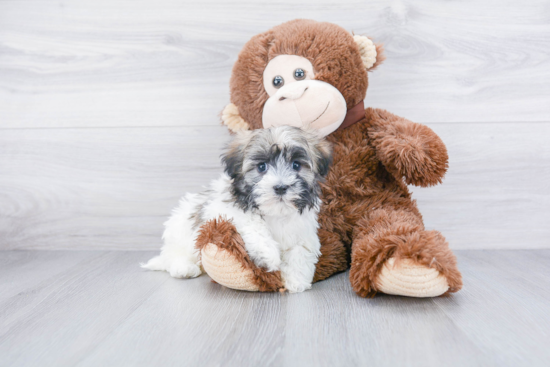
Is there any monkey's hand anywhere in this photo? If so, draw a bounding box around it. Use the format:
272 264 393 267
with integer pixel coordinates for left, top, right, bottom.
365 108 448 187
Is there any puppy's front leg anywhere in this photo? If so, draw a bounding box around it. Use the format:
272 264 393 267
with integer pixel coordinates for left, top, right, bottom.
281 243 321 293
237 219 281 272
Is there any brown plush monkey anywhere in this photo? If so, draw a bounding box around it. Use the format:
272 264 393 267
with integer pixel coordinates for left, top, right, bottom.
196 19 463 297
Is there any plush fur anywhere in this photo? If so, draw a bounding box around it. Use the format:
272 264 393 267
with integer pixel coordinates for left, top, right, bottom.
213 19 463 297
142 126 332 293
317 113 462 295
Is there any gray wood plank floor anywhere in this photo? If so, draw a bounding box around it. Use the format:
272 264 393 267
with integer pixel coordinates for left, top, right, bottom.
0 250 548 367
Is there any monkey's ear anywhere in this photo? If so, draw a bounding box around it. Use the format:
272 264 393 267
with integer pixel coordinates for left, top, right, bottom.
353 35 385 71
221 103 250 133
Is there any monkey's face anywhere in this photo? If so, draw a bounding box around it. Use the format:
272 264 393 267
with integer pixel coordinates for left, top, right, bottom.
262 55 348 137
224 20 385 136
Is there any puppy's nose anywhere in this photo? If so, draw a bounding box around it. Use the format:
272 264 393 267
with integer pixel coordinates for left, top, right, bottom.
278 83 308 101
273 185 289 196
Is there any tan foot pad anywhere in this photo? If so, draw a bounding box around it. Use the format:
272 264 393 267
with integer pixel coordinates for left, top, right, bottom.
201 243 259 291
377 258 449 297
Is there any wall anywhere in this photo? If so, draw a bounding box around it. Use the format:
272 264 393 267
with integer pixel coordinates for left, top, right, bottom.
1 0 549 250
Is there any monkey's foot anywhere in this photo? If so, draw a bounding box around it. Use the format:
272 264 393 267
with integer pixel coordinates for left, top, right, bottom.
201 243 259 291
350 227 463 298
196 218 283 292
376 258 449 297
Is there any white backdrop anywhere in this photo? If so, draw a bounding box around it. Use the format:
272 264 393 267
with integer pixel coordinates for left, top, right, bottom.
1 0 549 250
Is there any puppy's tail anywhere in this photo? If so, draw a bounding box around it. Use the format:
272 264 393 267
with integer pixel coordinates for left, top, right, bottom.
140 255 166 271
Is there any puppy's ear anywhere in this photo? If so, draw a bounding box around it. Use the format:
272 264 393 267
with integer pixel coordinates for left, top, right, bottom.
313 139 333 177
303 129 333 177
221 130 252 178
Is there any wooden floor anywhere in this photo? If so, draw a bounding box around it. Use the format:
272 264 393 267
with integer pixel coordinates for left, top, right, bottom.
0 250 548 367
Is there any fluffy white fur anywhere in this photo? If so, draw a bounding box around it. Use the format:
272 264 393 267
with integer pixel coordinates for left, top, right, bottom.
142 126 330 293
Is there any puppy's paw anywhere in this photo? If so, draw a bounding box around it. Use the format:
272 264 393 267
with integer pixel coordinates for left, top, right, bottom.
168 259 202 279
284 280 312 294
257 252 282 272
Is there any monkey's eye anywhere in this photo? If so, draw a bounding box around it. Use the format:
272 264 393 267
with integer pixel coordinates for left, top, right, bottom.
257 162 268 173
292 161 301 171
294 68 305 80
272 76 284 88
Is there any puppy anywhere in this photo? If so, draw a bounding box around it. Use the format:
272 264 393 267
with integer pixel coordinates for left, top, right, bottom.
142 126 332 293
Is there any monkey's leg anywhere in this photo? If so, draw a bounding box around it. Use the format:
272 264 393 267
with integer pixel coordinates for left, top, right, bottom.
349 206 463 298
313 228 349 283
196 217 283 292
312 202 351 282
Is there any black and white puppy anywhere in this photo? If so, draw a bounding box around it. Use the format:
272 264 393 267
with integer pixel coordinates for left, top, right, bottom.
142 126 332 293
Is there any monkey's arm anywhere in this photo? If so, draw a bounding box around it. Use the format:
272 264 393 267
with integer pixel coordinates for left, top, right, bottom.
365 108 448 187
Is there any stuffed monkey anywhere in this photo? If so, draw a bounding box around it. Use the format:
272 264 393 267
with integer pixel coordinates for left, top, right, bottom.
196 19 462 297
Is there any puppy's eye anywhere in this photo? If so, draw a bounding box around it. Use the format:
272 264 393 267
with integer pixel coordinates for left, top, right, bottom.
294 68 305 80
257 162 267 173
272 76 284 88
292 161 301 171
